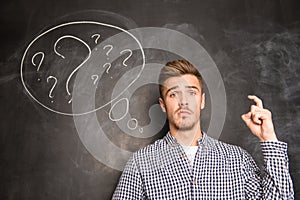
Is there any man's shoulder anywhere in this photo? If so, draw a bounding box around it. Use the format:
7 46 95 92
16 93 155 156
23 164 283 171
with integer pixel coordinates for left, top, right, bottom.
205 135 248 158
134 137 167 157
129 137 171 170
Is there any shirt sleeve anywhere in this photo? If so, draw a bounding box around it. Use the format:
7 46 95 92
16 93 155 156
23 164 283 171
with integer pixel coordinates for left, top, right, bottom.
243 141 294 199
112 154 146 200
260 141 294 199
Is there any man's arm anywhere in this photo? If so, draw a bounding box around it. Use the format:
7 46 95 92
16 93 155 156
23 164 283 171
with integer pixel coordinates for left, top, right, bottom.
241 95 294 199
242 142 294 199
112 155 145 200
260 141 294 199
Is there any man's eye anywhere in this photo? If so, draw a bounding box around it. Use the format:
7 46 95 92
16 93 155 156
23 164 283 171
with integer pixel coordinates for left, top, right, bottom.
189 91 196 95
170 93 177 97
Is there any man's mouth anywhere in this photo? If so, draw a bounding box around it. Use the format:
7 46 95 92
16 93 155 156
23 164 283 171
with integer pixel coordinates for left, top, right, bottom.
177 109 192 115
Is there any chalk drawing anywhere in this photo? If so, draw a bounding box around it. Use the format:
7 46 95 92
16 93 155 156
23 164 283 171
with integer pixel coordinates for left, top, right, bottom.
54 35 92 96
108 98 129 122
31 52 45 72
91 33 101 44
46 75 57 102
120 49 132 67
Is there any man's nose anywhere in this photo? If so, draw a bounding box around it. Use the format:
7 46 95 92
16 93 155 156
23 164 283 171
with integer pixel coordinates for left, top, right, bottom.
179 93 188 106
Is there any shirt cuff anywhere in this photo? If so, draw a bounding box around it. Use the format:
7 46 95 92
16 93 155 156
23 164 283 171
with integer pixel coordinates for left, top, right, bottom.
260 141 288 159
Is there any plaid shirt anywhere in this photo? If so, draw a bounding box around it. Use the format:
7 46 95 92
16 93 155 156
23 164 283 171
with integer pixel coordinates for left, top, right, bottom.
113 133 294 199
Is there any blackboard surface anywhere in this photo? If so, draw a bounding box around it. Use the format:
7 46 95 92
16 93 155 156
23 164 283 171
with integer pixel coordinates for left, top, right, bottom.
1 0 299 199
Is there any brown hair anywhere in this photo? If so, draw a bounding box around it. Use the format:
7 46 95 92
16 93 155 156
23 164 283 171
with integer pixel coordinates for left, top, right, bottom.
158 60 203 98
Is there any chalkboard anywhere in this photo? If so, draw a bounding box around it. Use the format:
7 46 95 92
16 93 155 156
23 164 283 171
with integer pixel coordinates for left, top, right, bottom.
1 0 299 199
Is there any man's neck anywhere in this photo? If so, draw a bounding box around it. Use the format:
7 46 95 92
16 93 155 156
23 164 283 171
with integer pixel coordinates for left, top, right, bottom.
170 125 202 146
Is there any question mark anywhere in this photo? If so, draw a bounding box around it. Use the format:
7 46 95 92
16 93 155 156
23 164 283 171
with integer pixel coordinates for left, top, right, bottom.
103 45 113 58
32 52 45 72
91 74 99 85
91 34 101 44
54 35 91 98
47 76 57 102
103 63 111 74
120 49 132 67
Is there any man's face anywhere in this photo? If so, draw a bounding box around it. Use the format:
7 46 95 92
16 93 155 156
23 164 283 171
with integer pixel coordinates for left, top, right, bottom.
159 74 205 131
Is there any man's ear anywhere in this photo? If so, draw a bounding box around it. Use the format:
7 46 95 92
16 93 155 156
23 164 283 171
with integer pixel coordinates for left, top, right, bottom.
159 98 166 112
201 93 205 110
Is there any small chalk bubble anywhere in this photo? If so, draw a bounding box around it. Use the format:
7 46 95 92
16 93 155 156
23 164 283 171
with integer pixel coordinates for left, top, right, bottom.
37 78 41 81
110 76 113 79
51 100 54 103
127 118 138 130
139 128 143 133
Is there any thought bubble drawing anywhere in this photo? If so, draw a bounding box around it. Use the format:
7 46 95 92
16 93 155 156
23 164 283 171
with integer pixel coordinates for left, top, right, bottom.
20 21 145 116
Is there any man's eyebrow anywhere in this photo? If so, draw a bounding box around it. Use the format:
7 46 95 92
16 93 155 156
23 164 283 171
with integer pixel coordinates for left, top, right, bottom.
164 85 200 96
165 86 179 96
185 86 200 91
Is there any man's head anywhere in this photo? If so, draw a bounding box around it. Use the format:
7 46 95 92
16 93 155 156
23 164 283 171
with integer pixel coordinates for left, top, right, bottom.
158 60 205 132
159 60 203 98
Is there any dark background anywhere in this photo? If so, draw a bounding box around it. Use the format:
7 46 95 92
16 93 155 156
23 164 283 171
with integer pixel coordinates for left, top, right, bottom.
1 0 299 199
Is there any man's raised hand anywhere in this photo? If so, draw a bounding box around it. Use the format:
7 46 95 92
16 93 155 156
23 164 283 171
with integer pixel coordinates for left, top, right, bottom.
241 95 278 142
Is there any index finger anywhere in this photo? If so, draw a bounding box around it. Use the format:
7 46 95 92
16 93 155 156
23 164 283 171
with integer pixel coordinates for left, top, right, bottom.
248 95 263 108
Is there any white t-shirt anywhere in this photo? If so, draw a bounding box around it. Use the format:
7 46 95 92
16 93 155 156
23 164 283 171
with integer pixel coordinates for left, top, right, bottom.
181 145 198 166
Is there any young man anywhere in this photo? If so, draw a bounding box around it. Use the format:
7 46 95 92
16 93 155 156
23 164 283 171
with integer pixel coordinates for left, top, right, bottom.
112 60 294 199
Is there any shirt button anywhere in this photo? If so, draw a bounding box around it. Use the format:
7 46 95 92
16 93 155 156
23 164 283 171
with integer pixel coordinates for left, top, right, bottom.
192 179 197 185
181 154 186 158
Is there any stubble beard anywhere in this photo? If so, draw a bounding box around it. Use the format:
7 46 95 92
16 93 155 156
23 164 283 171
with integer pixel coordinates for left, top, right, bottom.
174 117 197 131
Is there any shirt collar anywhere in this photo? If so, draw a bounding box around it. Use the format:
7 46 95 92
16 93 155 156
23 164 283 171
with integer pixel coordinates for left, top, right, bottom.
164 131 208 147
